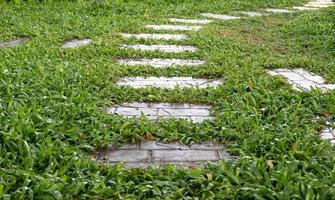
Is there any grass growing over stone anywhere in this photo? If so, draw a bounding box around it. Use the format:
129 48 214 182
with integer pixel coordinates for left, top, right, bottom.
0 0 335 198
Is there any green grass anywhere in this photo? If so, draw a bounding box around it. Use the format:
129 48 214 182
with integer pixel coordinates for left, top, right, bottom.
0 0 335 199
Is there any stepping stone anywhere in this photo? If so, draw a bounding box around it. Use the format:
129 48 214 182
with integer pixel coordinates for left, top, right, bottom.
267 68 335 91
120 33 186 40
320 128 335 145
145 25 202 31
93 141 230 168
0 37 28 47
292 6 319 10
107 102 214 123
305 3 334 8
120 44 197 53
62 39 92 48
116 58 205 68
115 77 223 89
238 11 264 17
200 13 241 20
264 8 293 13
168 18 213 24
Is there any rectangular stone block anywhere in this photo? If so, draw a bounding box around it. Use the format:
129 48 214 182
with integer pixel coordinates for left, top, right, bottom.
168 18 213 24
107 102 213 122
120 44 197 53
62 39 92 48
116 76 223 89
265 8 293 13
145 25 202 31
140 141 189 150
107 150 150 163
0 38 28 47
200 13 241 20
116 58 204 68
152 150 219 162
120 33 186 40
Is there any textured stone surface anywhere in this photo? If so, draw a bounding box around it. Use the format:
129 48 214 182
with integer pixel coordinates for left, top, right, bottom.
320 128 335 145
265 8 293 13
107 102 213 123
0 38 28 47
267 68 335 92
62 39 92 48
145 25 202 31
238 11 264 17
116 58 205 68
116 77 223 89
107 150 150 163
152 150 218 162
120 33 186 40
120 44 197 53
168 18 213 24
94 141 229 167
292 6 319 10
200 13 241 20
293 0 334 10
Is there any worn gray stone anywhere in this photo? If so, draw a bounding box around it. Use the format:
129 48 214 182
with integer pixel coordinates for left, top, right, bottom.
238 11 264 17
265 8 293 13
107 150 150 163
168 18 213 24
267 68 335 92
120 33 186 40
0 38 28 47
116 58 205 68
152 150 219 162
116 77 223 89
107 102 213 122
95 141 230 167
140 141 189 150
120 44 197 53
200 13 241 20
145 25 202 31
62 39 92 48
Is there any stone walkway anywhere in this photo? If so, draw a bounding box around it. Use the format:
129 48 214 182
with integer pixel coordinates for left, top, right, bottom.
2 0 334 166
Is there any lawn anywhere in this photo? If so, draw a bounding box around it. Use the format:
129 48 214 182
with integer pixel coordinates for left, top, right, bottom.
0 0 335 199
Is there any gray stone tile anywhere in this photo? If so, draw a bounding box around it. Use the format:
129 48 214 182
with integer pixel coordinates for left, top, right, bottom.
107 102 213 122
168 18 213 24
292 6 319 10
140 141 190 150
107 150 150 163
116 77 223 89
152 150 219 162
265 8 293 13
0 37 28 47
145 25 202 31
116 58 205 68
62 39 92 48
267 68 335 92
238 11 264 17
200 13 241 20
120 33 186 40
120 44 197 53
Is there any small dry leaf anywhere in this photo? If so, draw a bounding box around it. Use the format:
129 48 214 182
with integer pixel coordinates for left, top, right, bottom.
146 132 154 141
267 160 274 169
